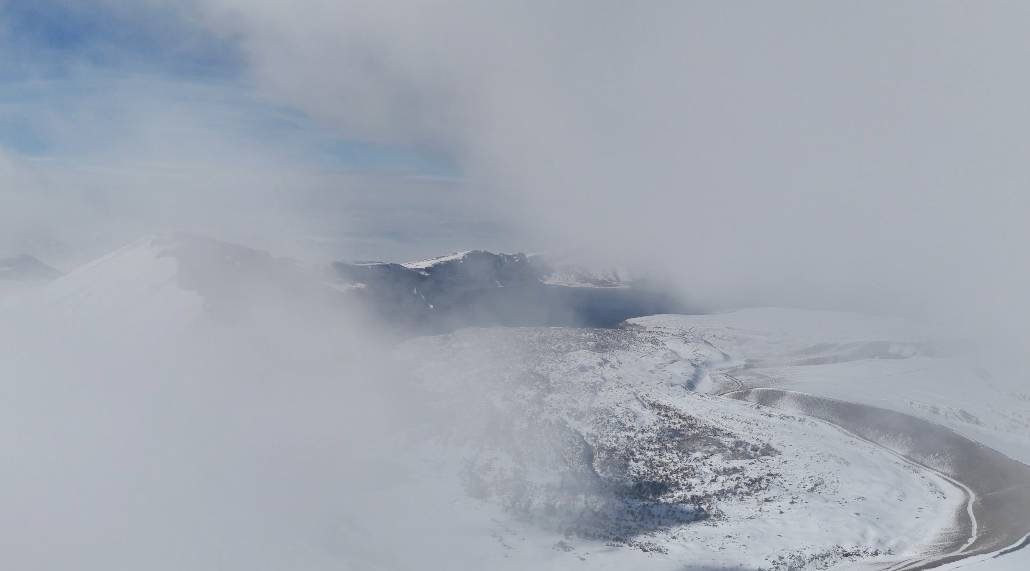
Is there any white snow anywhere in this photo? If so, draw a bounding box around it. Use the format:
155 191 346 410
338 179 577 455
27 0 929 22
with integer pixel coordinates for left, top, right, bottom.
628 309 1030 465
391 325 965 570
401 250 474 270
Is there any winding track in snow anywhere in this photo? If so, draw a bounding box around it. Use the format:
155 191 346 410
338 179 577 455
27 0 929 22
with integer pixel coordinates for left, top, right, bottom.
720 387 1030 571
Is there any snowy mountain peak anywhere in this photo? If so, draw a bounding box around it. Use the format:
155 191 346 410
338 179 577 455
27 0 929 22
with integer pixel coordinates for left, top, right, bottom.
401 250 479 270
346 250 626 289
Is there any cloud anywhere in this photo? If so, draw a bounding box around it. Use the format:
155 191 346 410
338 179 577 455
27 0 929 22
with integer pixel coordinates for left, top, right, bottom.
0 50 484 264
3 3 1030 568
3 1 1029 357
188 1 1030 369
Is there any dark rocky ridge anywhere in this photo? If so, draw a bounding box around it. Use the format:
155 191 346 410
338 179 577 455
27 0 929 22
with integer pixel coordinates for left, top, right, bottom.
333 250 686 332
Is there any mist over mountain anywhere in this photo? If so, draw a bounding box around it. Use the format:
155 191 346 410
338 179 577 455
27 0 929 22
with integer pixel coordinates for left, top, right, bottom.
4 233 1028 570
4 3 1030 570
334 249 686 331
5 233 685 332
0 254 61 283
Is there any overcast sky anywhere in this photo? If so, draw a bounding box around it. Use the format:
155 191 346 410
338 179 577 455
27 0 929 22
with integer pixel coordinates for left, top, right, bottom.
2 1 1029 357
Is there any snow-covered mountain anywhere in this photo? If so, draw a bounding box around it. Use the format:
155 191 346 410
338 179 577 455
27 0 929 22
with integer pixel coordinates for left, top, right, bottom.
5 237 683 333
2 235 1028 570
12 234 355 328
333 250 682 331
390 321 965 569
383 309 1030 570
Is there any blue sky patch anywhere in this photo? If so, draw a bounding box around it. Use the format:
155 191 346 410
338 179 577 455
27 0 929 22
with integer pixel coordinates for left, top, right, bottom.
0 2 456 176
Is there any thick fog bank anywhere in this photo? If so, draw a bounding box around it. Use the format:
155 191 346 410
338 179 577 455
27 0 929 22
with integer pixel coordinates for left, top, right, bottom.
191 1 1030 383
0 238 416 569
5 2 1028 379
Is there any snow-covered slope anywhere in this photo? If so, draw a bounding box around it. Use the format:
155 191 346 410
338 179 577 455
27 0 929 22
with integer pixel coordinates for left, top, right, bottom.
391 326 965 570
9 234 361 325
626 308 1030 569
628 308 1030 465
3 236 1023 570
